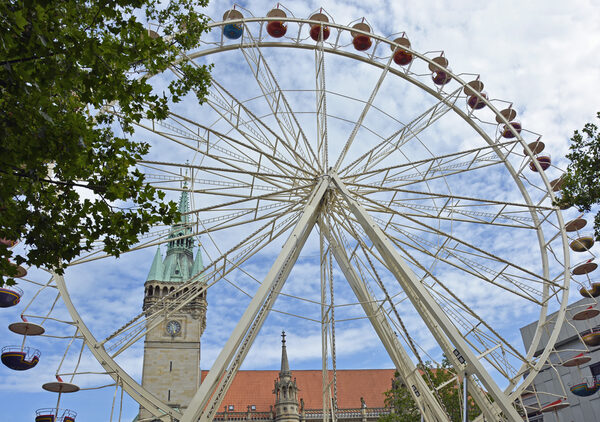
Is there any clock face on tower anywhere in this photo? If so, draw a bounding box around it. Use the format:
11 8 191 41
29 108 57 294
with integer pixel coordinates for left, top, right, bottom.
166 320 181 336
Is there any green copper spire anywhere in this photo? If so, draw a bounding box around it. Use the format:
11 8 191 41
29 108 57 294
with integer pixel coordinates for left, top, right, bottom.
146 247 164 282
161 189 194 282
191 246 204 278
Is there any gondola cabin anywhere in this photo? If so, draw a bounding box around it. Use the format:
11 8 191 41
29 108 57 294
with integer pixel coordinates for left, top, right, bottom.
391 37 413 66
463 80 486 109
308 12 330 41
501 121 522 138
529 155 551 172
467 92 487 109
351 22 372 51
266 8 287 38
223 9 244 40
429 56 450 85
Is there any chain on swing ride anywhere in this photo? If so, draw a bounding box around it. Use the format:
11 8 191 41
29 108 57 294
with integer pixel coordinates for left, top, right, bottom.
1 3 598 422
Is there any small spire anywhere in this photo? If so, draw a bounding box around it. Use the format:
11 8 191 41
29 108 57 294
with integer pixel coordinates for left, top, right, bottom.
146 247 164 282
280 330 290 376
191 245 204 278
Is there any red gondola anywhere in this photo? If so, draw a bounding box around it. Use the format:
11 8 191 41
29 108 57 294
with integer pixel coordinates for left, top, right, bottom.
308 12 330 41
391 37 412 66
266 8 287 38
351 22 372 51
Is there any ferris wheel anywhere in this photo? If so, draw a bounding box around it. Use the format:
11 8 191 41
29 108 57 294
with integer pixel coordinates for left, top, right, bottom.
1 5 579 422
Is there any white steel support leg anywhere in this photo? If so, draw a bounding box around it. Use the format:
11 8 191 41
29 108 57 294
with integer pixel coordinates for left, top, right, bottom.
320 225 331 422
180 179 329 422
322 223 450 422
332 174 522 421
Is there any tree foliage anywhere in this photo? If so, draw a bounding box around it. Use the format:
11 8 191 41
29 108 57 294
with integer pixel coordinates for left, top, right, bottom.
0 0 212 285
556 112 600 239
379 358 481 422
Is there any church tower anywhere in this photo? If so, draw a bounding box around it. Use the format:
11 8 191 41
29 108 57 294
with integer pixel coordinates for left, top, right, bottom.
139 190 207 420
274 331 300 422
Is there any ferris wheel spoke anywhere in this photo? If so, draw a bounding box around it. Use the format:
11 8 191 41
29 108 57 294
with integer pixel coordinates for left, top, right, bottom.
333 54 394 172
206 79 317 177
134 119 297 191
347 140 514 187
160 106 311 179
238 24 321 173
339 86 462 178
354 185 547 229
315 39 329 169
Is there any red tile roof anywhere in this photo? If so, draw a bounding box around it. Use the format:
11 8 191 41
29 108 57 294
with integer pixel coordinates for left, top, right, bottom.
200 369 395 412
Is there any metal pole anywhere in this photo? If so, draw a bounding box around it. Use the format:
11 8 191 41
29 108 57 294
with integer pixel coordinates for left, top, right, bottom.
463 372 468 422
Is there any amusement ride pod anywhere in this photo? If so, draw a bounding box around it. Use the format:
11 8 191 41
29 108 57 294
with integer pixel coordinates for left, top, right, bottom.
391 36 413 66
222 9 244 40
266 8 287 38
351 22 372 51
429 56 451 86
308 12 330 41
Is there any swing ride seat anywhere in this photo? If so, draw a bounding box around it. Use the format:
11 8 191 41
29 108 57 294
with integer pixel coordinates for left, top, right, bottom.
35 408 76 422
0 286 23 308
580 282 600 298
570 381 600 397
1 346 40 370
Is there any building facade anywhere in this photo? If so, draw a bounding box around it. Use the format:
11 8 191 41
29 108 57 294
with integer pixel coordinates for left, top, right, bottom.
520 296 600 421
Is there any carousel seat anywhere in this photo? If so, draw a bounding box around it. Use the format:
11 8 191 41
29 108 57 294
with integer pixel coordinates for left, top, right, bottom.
582 329 600 347
562 352 591 367
35 408 76 422
580 282 600 298
570 381 600 397
0 286 23 307
1 346 40 370
571 236 595 252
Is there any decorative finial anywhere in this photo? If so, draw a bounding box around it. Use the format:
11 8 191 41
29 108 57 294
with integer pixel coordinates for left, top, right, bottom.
281 330 286 345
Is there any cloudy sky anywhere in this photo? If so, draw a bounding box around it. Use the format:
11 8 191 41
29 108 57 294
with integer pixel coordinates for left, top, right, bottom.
2 1 600 421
